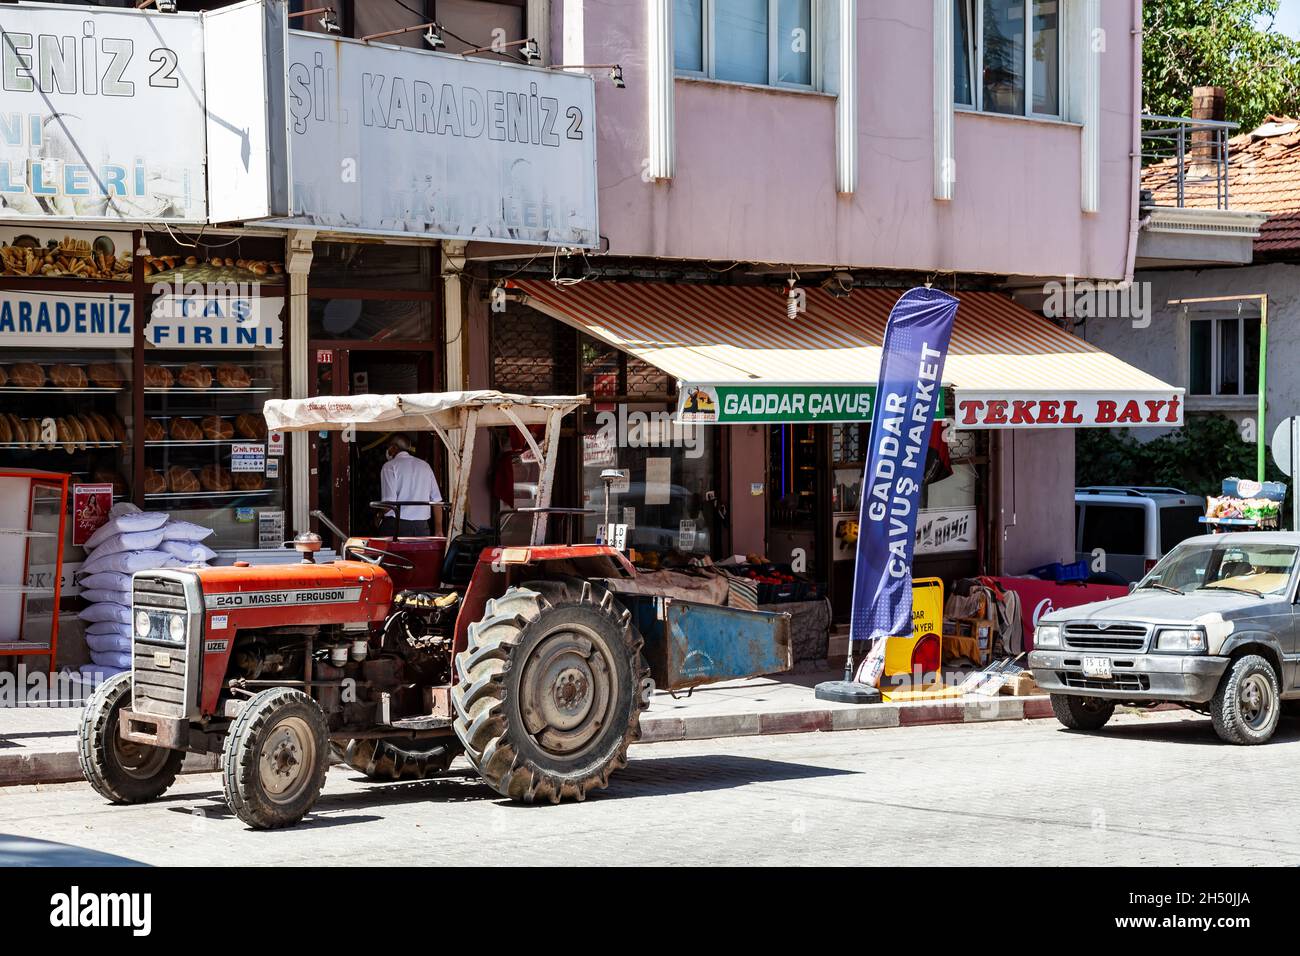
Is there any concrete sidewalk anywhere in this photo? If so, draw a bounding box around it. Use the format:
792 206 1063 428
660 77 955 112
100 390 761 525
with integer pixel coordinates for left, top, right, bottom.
0 672 1055 787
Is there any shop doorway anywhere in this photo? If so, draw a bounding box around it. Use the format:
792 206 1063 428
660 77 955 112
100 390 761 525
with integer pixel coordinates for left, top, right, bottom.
309 347 436 540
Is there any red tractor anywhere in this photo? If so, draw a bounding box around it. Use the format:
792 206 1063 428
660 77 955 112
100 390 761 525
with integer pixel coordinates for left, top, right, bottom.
79 391 791 828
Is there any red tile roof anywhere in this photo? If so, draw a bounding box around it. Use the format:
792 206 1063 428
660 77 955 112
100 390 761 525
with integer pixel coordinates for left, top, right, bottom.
1143 116 1300 255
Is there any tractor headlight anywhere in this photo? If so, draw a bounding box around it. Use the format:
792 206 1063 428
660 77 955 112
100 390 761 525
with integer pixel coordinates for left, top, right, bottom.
168 614 186 643
1156 627 1207 653
1034 624 1061 648
135 610 152 638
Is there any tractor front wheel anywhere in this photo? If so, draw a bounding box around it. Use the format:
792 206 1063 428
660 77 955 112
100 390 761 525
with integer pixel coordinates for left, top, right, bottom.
452 582 646 803
222 687 329 829
78 672 185 804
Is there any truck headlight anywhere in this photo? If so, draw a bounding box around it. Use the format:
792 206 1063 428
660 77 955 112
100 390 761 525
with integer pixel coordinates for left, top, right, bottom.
1156 627 1207 652
1035 624 1061 648
135 610 151 638
168 614 186 642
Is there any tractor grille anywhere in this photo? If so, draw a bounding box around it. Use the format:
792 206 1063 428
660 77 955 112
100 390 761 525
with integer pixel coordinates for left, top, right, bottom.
1062 623 1149 651
131 575 196 719
1056 671 1151 692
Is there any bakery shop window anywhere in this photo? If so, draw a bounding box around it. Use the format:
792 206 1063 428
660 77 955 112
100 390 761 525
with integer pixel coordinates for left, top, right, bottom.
141 235 287 551
0 227 136 571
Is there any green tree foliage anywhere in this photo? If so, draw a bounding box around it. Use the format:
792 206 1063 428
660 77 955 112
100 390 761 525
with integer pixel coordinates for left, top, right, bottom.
1144 0 1300 130
1076 415 1283 501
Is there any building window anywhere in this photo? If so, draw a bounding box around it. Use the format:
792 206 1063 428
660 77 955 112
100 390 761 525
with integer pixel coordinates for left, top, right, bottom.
1189 316 1261 397
674 0 816 89
954 0 1061 118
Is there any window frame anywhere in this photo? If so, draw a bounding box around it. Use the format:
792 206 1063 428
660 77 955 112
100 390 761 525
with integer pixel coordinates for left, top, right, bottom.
1188 315 1260 398
954 0 1065 121
675 0 821 92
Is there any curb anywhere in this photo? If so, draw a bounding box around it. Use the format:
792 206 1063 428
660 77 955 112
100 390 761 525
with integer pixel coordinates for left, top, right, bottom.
0 751 217 788
1 696 1057 787
637 694 1055 743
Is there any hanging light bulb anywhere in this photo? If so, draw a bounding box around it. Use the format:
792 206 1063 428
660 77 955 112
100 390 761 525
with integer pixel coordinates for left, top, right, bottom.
786 278 800 320
135 236 150 258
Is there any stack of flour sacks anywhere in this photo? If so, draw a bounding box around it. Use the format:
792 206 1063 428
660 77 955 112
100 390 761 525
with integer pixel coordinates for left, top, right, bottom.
77 503 216 687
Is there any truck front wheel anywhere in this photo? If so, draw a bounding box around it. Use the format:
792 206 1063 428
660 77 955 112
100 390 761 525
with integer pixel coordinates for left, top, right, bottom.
1049 693 1115 731
222 687 329 829
78 672 185 804
1211 654 1280 745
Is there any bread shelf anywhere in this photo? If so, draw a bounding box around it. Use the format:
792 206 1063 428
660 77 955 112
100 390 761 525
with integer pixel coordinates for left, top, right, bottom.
145 439 247 448
144 488 272 501
0 385 126 394
144 386 274 395
0 528 56 538
0 442 124 450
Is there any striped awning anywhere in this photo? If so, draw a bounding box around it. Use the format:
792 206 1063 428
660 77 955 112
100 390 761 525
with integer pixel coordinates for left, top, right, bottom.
509 280 1183 428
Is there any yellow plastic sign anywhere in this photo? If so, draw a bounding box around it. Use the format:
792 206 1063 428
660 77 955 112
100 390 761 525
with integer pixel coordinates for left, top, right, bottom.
882 577 944 677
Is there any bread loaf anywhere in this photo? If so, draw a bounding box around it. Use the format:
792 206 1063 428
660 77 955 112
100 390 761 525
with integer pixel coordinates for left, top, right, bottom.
177 364 212 389
144 417 166 442
9 363 45 388
91 469 126 496
233 472 264 491
0 365 8 387
87 363 123 388
88 413 116 444
75 414 101 446
106 413 126 443
216 364 252 388
201 416 234 440
49 364 88 388
234 413 267 440
0 415 11 444
199 464 232 492
144 365 173 389
170 418 202 442
143 467 167 495
168 466 200 494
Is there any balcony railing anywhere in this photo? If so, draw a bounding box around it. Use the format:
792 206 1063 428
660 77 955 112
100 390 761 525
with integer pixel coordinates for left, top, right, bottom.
1140 115 1240 210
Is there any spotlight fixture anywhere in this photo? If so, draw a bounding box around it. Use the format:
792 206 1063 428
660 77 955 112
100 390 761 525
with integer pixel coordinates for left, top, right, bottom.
521 39 541 62
136 0 178 11
821 271 853 298
423 24 445 49
287 7 341 33
547 64 627 89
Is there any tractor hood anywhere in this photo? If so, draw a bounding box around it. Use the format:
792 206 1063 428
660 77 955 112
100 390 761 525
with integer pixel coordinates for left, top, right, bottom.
184 560 391 621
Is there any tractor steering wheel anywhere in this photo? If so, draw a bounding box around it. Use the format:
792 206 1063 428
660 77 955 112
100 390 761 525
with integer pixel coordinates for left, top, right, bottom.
346 545 416 571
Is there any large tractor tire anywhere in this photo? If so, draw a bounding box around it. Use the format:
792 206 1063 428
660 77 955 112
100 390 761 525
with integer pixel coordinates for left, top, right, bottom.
344 737 463 781
78 671 185 804
222 687 329 829
452 581 648 803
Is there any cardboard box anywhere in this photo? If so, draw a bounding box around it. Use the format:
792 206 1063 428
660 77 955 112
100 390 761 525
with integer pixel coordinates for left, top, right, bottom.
1000 671 1042 697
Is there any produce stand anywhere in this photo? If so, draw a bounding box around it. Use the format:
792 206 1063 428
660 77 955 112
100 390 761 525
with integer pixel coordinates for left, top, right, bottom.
0 468 69 677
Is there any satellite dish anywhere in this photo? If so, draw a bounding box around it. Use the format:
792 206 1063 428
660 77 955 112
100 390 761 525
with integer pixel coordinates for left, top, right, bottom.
322 299 363 335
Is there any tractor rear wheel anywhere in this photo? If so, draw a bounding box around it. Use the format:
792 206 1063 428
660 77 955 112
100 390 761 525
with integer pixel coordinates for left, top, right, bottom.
222 687 329 829
452 581 647 803
344 736 463 781
78 672 185 804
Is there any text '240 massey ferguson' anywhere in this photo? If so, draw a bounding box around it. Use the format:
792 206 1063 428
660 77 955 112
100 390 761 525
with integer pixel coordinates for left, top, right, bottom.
78 391 792 828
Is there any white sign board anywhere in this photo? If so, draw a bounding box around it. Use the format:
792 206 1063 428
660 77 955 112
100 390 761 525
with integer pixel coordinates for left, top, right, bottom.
0 4 206 223
274 32 599 246
955 391 1185 429
146 291 284 349
231 443 266 473
915 507 977 555
0 289 132 348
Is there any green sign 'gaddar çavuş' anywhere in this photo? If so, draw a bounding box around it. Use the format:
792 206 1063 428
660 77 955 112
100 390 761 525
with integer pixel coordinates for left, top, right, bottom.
674 384 945 424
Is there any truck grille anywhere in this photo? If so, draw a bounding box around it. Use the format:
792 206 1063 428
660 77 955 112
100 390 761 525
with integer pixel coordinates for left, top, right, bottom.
1056 671 1151 692
132 575 197 719
1063 623 1148 651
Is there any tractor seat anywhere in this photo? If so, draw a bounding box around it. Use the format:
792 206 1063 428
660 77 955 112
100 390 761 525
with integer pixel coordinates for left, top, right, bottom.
441 526 500 586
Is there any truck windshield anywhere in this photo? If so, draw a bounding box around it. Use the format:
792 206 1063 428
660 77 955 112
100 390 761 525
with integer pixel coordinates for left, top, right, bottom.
1139 541 1298 596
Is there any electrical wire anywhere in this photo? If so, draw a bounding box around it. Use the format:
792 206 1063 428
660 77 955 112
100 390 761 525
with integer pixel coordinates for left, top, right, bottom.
386 0 528 62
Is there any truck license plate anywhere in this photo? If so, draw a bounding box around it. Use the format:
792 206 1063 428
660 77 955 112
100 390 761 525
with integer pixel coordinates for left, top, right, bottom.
1082 657 1112 680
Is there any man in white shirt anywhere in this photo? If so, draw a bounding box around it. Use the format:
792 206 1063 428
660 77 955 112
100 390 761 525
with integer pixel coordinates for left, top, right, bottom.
378 434 444 537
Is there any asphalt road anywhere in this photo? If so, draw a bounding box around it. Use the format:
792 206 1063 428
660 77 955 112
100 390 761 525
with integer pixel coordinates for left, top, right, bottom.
2 709 1296 866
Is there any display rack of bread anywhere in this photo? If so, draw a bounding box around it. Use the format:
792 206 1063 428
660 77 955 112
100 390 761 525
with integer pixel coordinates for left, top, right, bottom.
140 254 283 278
0 411 126 449
143 363 258 390
0 362 127 390
169 417 203 442
0 236 132 280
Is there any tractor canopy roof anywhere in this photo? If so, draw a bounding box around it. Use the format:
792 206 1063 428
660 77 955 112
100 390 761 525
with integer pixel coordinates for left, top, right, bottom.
263 390 587 433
